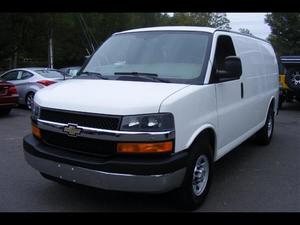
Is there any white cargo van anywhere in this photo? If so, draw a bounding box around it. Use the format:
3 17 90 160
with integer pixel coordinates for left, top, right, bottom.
23 26 279 209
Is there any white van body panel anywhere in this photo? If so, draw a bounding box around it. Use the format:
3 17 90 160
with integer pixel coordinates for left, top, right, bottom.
231 32 279 120
34 79 189 115
159 84 218 154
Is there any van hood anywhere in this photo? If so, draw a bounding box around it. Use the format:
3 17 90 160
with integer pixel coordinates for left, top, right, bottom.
34 79 189 115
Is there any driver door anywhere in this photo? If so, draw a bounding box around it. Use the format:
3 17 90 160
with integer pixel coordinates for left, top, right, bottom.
211 35 247 153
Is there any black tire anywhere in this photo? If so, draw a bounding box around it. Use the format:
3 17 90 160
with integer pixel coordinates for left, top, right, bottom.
25 92 34 110
285 68 300 92
174 135 214 210
255 104 275 145
0 108 11 116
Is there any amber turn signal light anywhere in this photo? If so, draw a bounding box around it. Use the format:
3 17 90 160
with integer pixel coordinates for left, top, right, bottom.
32 124 42 139
117 141 173 154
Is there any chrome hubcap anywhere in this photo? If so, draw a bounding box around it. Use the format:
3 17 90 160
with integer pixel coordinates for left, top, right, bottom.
291 72 300 86
267 114 273 138
192 155 209 196
27 94 33 109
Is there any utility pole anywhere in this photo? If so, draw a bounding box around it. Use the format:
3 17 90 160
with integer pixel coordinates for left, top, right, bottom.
48 28 53 68
48 17 54 69
13 46 18 68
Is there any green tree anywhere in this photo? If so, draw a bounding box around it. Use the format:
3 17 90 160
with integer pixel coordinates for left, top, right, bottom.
0 13 34 68
161 13 231 29
0 12 231 70
265 13 300 55
238 28 253 36
209 13 231 29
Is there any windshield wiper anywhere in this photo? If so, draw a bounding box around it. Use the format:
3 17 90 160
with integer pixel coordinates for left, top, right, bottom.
115 72 158 76
77 71 107 80
114 72 170 83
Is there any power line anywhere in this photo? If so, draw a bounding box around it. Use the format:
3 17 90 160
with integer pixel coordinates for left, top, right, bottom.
80 14 98 49
77 14 95 54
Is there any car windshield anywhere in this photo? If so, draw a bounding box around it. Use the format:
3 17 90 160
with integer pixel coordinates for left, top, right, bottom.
35 69 65 78
81 31 212 84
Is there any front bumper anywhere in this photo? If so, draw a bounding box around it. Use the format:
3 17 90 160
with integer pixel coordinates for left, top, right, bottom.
23 134 188 193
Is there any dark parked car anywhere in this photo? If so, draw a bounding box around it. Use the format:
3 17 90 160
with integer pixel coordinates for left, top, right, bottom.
0 80 18 115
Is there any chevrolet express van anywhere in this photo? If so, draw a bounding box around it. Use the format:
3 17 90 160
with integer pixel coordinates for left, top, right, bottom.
23 26 279 209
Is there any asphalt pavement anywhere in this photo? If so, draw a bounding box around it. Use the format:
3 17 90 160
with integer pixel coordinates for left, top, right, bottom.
0 104 299 212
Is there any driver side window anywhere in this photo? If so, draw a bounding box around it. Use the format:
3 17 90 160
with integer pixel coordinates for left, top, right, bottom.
210 35 237 83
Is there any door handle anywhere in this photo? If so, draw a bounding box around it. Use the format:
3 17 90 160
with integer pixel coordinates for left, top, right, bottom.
241 82 244 99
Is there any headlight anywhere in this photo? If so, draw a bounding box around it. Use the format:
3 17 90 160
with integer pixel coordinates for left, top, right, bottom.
31 101 40 121
120 113 174 132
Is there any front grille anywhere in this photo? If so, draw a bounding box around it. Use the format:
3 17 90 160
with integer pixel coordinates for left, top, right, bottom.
41 129 116 157
39 108 121 130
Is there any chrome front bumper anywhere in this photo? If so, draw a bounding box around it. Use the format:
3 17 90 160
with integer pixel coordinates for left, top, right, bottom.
24 151 186 193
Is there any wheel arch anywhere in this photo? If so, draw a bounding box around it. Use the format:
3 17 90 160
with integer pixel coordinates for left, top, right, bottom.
25 90 36 99
186 125 217 161
265 97 276 121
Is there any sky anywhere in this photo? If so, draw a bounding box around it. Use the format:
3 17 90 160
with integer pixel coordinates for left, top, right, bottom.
226 13 271 40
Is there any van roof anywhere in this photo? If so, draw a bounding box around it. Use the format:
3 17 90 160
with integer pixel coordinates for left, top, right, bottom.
114 26 217 35
114 26 269 43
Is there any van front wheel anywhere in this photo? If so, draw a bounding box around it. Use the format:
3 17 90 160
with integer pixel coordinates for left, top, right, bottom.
175 138 213 210
255 105 274 145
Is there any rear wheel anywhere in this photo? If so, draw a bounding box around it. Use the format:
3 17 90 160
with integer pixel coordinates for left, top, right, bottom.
174 136 213 210
25 92 34 110
255 104 274 145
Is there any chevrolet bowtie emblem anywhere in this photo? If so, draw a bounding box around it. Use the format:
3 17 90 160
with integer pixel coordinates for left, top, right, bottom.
63 124 82 137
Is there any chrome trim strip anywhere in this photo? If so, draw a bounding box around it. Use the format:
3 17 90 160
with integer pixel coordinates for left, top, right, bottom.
24 151 185 193
281 58 300 61
37 119 175 142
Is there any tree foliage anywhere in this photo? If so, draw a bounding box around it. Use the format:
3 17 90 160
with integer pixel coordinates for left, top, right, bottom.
265 13 300 55
160 13 230 29
0 13 231 70
238 28 253 36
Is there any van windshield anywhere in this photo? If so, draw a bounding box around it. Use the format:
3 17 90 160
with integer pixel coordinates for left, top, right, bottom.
80 31 212 84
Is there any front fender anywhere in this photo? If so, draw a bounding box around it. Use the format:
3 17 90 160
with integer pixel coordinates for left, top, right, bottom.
186 124 217 160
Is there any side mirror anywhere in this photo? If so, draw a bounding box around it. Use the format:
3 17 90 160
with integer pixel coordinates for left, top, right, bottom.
216 56 242 81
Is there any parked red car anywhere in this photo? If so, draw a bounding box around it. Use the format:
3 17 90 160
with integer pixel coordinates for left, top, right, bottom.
0 80 18 115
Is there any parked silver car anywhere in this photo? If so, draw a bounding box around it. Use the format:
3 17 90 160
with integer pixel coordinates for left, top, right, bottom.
0 68 66 109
